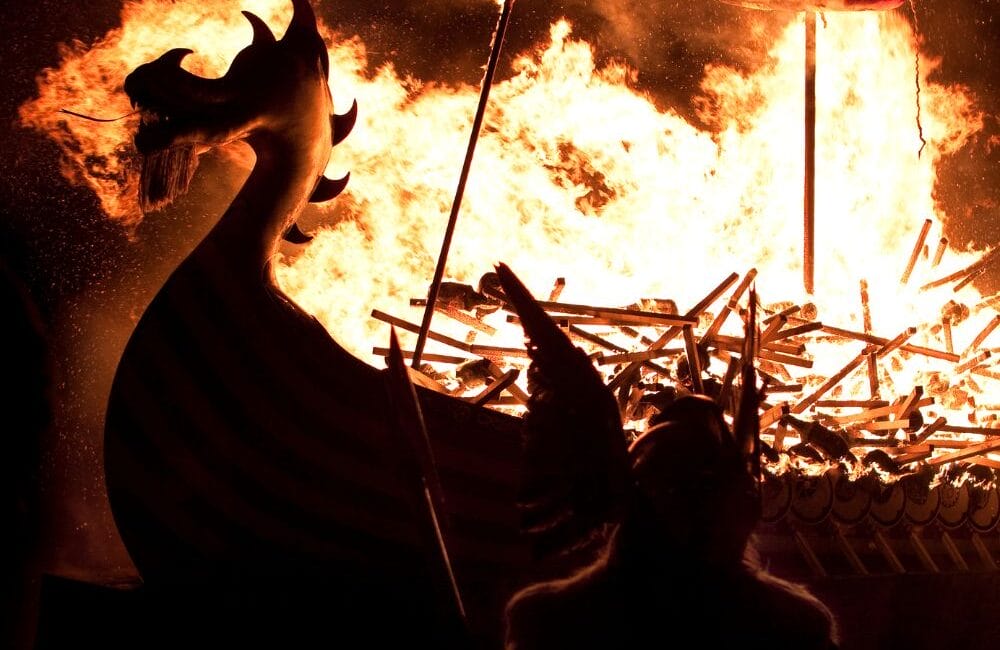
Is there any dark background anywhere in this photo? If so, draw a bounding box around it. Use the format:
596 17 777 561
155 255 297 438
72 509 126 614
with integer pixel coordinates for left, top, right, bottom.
0 0 997 643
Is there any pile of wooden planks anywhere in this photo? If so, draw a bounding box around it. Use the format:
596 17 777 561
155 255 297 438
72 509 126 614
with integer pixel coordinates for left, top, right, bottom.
370 255 1000 474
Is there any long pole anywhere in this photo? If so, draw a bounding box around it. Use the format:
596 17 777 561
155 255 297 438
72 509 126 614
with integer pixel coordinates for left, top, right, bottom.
802 6 909 294
412 0 517 368
384 329 467 631
804 11 817 295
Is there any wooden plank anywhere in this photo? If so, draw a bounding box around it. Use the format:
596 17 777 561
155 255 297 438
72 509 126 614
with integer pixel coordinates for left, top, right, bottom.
849 418 913 432
895 386 925 419
931 237 948 268
764 304 801 325
908 416 947 445
763 384 803 394
792 346 874 414
406 366 452 395
938 424 1000 436
965 314 1000 355
468 344 528 360
701 268 758 343
955 350 992 374
818 324 956 362
972 367 1000 381
927 439 1000 466
482 359 529 404
372 309 472 352
826 397 933 425
566 325 672 379
533 299 697 326
436 305 497 335
900 218 932 285
866 352 880 399
707 334 802 355
967 457 1000 470
815 399 890 408
920 247 999 291
758 348 813 369
683 324 704 394
759 402 790 429
469 369 520 406
943 317 954 354
373 347 470 365
716 355 741 413
860 279 872 333
596 347 685 366
890 444 933 465
608 272 740 393
764 321 823 343
548 277 566 302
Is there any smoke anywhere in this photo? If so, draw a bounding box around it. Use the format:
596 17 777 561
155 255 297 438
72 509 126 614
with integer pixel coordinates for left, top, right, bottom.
586 0 785 64
556 0 999 278
549 0 791 116
905 0 1000 280
363 1 790 119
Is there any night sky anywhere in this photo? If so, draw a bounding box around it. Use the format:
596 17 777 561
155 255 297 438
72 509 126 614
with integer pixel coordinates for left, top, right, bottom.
2 0 998 591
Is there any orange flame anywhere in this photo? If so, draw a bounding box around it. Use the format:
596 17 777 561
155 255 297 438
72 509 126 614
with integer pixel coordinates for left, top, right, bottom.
19 2 998 465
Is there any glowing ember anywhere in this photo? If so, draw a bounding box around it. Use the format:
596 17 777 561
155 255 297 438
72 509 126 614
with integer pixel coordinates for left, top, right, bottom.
19 1 998 473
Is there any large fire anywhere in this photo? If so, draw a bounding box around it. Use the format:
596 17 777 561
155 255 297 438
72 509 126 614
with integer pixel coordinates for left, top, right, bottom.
19 1 998 473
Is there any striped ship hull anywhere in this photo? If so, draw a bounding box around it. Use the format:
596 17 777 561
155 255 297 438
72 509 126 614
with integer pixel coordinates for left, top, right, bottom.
104 248 527 631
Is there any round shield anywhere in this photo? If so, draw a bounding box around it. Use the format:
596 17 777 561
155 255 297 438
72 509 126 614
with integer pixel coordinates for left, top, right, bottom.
832 472 872 525
790 471 834 525
969 486 1000 534
761 472 793 523
902 475 940 526
937 482 971 529
869 481 906 528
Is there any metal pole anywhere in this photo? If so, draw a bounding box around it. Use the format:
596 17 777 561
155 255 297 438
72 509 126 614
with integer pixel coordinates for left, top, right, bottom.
804 11 817 295
412 0 517 368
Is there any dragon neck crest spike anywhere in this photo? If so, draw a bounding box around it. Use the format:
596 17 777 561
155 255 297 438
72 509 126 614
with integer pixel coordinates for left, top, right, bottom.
242 11 276 45
332 99 359 146
159 48 194 67
282 222 314 244
310 173 351 203
283 0 320 44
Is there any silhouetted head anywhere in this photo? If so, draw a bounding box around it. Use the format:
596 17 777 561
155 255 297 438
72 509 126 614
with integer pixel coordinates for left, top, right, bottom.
124 0 348 212
625 395 760 568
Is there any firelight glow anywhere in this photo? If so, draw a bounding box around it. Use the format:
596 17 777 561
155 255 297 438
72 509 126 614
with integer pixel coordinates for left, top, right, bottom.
18 0 999 468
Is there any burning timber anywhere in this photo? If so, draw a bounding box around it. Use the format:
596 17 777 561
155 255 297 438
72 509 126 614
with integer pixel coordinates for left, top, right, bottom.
29 0 994 644
372 255 1000 560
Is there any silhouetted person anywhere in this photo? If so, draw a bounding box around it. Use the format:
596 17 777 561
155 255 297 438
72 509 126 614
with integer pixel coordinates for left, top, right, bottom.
493 263 838 650
1 258 51 650
504 396 839 650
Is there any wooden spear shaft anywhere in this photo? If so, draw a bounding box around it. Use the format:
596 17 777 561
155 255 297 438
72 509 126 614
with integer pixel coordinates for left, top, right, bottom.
412 0 516 368
385 329 467 628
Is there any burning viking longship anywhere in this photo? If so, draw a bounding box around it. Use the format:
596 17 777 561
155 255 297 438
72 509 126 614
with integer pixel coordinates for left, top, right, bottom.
103 0 524 641
44 0 994 645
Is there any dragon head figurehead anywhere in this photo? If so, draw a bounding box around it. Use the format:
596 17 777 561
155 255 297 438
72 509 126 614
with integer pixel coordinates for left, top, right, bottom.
124 0 356 226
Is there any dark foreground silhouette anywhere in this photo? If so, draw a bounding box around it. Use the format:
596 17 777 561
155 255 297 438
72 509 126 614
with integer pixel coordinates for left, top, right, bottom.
103 1 521 645
494 264 838 650
1 258 50 650
504 410 840 649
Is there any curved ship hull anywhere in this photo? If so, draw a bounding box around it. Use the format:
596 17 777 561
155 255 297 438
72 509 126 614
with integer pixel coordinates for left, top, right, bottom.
104 250 527 632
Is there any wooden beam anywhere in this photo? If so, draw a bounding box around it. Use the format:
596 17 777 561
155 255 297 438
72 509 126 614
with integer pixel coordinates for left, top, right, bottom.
900 218 932 285
608 272 740 392
793 346 875 414
927 439 1000 466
